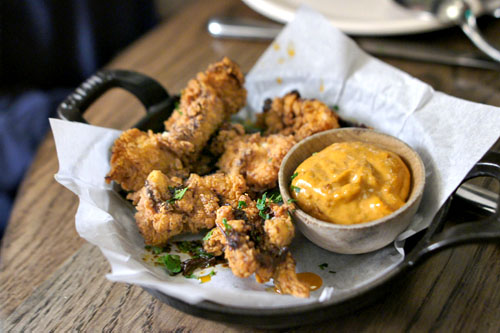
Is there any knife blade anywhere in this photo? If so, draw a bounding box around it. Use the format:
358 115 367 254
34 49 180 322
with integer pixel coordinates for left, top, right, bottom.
207 17 500 71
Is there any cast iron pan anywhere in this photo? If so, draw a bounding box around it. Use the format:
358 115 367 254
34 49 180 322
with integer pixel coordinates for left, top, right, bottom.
58 70 500 329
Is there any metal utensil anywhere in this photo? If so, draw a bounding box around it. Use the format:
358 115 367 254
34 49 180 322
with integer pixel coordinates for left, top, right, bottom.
207 17 500 70
394 0 500 61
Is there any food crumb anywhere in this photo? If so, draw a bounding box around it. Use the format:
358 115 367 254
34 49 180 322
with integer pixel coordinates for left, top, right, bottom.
319 79 325 92
287 41 295 57
273 43 280 51
278 57 285 64
276 77 283 84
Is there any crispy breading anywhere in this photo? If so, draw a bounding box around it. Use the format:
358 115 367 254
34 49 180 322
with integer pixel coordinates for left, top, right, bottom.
105 129 186 192
129 170 247 246
216 133 296 192
257 91 340 141
203 194 309 298
163 57 247 162
209 122 245 156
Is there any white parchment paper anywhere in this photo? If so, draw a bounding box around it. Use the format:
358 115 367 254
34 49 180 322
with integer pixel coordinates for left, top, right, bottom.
51 7 500 308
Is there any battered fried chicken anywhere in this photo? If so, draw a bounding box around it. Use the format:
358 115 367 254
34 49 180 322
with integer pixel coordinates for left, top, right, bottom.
105 129 186 192
128 170 247 246
203 194 309 298
163 57 247 163
257 91 340 141
216 133 296 192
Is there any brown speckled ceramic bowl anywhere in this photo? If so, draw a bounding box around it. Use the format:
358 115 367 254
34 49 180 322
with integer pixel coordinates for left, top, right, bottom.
279 128 425 254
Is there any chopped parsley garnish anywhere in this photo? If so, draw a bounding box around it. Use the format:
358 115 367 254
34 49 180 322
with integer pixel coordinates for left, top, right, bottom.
151 246 164 255
290 172 298 180
222 218 232 231
268 192 282 203
290 185 301 193
185 274 198 279
202 230 213 242
287 198 297 203
209 270 216 276
329 270 336 274
158 254 182 275
173 187 188 200
167 187 188 204
237 200 247 209
333 104 339 111
319 263 328 270
259 211 271 220
256 193 267 211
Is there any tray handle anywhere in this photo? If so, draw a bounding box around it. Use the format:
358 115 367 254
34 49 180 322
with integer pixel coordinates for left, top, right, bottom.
57 70 175 132
408 151 500 265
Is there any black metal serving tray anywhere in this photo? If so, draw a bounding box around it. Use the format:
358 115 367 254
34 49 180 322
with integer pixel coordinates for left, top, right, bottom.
58 69 500 329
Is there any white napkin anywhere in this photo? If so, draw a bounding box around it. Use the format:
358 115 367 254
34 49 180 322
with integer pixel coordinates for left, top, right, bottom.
51 6 500 308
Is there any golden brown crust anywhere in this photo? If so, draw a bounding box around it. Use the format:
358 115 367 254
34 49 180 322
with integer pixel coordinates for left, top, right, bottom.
105 129 186 192
130 170 247 246
257 91 340 141
216 133 296 192
202 195 309 297
163 57 247 163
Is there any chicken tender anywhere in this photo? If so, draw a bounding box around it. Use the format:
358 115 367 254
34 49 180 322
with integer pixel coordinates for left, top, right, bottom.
163 57 246 162
217 133 296 192
129 170 247 246
257 91 340 141
105 129 186 192
203 194 309 298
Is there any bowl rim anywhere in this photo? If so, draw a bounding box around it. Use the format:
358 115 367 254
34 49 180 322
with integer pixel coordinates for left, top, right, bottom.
278 127 426 230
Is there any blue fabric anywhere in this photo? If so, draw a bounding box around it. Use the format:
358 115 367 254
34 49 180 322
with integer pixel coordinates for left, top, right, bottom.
0 0 158 239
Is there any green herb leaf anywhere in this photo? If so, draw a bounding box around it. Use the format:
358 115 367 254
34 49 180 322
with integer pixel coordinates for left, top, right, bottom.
202 230 213 242
269 192 282 203
237 200 247 209
256 192 267 211
158 254 182 275
222 218 232 231
167 187 189 204
290 185 301 193
173 187 188 200
174 101 180 110
209 270 216 276
333 104 339 111
287 198 297 203
259 211 271 220
290 172 298 180
329 270 336 274
319 263 328 270
185 274 198 279
151 246 164 255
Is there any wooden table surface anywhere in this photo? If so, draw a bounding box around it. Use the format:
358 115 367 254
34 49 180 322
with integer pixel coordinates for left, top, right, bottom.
1 0 499 331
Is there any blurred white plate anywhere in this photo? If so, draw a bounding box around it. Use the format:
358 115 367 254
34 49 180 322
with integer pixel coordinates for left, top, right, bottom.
242 0 447 35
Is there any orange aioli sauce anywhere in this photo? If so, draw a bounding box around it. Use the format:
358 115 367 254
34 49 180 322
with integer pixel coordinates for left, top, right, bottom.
291 141 411 225
273 272 323 294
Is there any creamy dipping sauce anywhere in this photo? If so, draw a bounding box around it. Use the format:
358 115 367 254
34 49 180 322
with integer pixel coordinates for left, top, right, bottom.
291 141 411 225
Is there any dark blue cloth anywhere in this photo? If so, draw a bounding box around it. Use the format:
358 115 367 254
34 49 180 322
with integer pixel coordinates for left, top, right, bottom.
0 0 158 239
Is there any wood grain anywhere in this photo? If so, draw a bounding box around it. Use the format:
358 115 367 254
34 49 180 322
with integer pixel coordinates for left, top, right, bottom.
1 0 499 331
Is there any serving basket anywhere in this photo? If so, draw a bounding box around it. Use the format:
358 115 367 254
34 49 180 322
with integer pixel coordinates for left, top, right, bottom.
58 69 500 329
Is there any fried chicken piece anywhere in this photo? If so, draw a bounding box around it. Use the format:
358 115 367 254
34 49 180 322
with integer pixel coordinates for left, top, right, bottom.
216 133 296 192
129 170 247 246
203 194 309 298
163 57 247 162
105 129 186 192
257 91 340 141
273 253 310 298
209 122 245 156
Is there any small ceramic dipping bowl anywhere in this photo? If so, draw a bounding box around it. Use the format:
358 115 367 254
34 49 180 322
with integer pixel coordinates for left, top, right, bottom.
279 128 425 254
